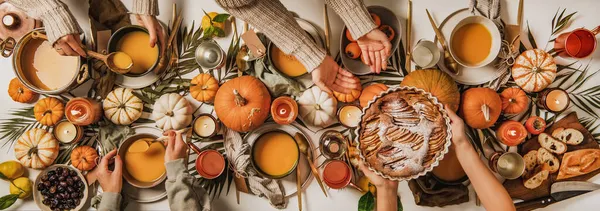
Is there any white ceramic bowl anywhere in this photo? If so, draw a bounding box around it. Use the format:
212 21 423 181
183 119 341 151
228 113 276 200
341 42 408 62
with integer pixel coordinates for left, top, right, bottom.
33 164 89 211
449 16 501 68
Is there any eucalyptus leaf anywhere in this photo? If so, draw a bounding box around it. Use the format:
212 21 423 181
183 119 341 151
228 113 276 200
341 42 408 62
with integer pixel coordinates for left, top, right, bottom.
358 192 375 211
0 194 19 210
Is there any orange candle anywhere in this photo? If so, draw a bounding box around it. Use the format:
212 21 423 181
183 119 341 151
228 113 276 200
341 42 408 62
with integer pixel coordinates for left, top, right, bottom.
497 120 527 146
546 89 569 112
270 96 298 125
65 97 102 126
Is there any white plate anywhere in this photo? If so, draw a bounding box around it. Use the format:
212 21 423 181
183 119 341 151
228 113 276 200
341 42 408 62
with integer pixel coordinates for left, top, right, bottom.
120 125 167 203
244 123 315 198
33 164 89 211
435 8 505 85
341 6 402 75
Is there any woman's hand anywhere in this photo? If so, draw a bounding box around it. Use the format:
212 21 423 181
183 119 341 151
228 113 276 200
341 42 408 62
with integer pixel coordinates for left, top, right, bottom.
164 130 188 162
311 55 361 94
357 29 392 74
96 149 123 193
358 161 398 191
135 14 166 51
54 34 86 57
445 105 469 147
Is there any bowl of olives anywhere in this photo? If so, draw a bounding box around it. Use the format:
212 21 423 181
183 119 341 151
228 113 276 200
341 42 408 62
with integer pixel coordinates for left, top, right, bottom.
33 164 88 211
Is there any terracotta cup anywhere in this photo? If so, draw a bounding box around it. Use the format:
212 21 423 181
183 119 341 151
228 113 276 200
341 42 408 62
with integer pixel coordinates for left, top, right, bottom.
554 26 600 58
322 160 352 189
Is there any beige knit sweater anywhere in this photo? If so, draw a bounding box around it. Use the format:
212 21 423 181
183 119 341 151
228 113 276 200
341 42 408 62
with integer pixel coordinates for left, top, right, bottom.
216 0 376 72
7 0 159 44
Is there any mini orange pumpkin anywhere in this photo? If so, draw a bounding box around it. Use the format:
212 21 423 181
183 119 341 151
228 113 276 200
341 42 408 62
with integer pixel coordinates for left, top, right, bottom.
190 73 219 102
460 88 502 129
345 43 361 59
370 13 381 27
500 87 529 114
333 77 362 103
70 145 98 171
214 76 271 132
8 78 37 103
359 83 388 108
379 25 395 41
34 97 64 126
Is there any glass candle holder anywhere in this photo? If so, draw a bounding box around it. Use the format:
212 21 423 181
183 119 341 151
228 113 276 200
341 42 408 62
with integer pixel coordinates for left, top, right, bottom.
537 88 570 113
193 114 219 138
53 120 83 144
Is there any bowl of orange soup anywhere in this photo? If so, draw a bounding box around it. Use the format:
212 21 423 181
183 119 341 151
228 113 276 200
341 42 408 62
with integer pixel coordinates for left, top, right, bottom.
118 133 166 188
251 130 300 179
449 16 501 68
108 25 161 76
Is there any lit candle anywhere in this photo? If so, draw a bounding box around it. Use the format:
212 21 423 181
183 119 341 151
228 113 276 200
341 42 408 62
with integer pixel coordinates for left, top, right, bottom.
337 105 362 128
53 120 81 144
538 88 570 112
65 97 102 126
193 114 218 138
496 120 527 146
270 96 298 125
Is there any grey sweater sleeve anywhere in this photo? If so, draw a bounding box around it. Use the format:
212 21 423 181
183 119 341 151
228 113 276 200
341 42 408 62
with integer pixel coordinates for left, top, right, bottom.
165 159 211 211
7 0 159 44
97 192 121 211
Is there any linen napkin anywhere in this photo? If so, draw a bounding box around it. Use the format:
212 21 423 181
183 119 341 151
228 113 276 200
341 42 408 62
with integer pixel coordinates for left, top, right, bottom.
408 173 469 207
224 128 287 209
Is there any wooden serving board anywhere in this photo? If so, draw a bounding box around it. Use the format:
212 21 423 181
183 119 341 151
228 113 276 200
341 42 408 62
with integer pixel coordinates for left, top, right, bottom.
503 112 600 209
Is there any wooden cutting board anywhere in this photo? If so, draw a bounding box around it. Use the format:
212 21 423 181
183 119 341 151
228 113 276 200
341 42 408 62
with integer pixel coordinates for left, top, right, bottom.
503 112 600 209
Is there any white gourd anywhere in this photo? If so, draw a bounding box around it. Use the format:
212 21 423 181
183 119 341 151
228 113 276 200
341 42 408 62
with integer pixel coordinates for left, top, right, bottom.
298 86 338 127
151 93 193 130
14 129 59 169
103 88 143 125
511 49 557 93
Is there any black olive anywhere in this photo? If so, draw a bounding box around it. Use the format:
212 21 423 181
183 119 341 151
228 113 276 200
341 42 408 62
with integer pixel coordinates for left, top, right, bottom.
48 170 56 176
51 198 58 207
42 198 50 205
59 181 67 187
37 183 45 190
62 192 69 199
56 167 64 173
49 186 57 194
70 192 78 198
76 180 83 188
52 208 59 211
74 198 80 205
41 174 49 181
57 186 65 193
58 176 66 181
44 181 51 187
49 175 57 181
70 170 77 176
66 177 74 186
67 186 74 193
72 176 80 182
61 170 69 177
41 190 49 196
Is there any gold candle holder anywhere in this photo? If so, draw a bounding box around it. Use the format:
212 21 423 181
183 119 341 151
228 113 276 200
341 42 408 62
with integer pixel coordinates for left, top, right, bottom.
537 88 570 113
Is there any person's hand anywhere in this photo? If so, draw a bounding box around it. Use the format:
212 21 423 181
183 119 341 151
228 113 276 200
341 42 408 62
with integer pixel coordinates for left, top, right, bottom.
357 29 392 74
311 55 361 94
358 161 398 190
445 105 469 147
164 130 188 162
96 149 123 193
54 34 86 57
135 14 166 52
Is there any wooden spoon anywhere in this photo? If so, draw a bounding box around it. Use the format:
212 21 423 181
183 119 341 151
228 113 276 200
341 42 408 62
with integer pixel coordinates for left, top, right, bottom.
31 31 133 74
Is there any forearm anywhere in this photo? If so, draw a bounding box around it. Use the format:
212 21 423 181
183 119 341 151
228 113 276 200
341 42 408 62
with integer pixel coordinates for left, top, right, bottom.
325 0 376 39
7 0 81 44
97 192 121 211
215 0 326 71
455 141 515 211
165 159 211 211
376 185 398 211
131 0 159 16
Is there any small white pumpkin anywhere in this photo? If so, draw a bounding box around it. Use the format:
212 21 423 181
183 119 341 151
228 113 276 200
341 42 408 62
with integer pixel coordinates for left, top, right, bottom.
103 88 143 125
151 93 193 130
14 129 59 169
298 86 338 127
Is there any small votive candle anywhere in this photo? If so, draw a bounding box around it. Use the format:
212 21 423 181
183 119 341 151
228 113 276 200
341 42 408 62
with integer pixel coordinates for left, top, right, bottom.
537 88 570 112
53 120 82 144
337 105 362 128
65 97 102 126
193 114 219 138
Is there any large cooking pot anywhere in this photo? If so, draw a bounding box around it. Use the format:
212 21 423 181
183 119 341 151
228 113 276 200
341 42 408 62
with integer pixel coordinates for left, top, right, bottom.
107 25 162 77
12 28 88 94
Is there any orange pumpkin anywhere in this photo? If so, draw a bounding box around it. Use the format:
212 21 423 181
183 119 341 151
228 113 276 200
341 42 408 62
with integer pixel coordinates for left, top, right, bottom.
333 79 362 103
270 96 298 125
401 69 460 111
190 73 219 102
214 76 271 132
496 120 527 146
8 78 37 103
34 97 64 126
460 88 502 129
70 145 98 171
500 87 529 114
511 49 557 93
359 83 388 108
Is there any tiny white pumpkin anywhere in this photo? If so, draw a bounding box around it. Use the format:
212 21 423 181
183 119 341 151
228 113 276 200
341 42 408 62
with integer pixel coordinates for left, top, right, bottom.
298 86 338 127
103 88 143 125
14 129 59 169
151 93 193 130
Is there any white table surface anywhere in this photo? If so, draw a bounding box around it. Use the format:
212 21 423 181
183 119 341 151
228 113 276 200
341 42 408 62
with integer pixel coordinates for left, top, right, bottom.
1 0 600 210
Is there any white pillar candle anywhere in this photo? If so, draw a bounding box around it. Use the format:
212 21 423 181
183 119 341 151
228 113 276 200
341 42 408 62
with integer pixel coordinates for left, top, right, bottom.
338 105 362 128
54 121 77 143
194 115 217 137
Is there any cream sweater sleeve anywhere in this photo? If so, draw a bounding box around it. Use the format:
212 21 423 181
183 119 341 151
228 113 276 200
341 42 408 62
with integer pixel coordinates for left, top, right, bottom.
7 0 159 44
215 0 375 72
165 159 211 211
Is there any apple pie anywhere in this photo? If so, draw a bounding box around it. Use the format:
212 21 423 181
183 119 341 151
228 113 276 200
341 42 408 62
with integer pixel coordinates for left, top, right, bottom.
357 87 451 180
